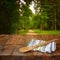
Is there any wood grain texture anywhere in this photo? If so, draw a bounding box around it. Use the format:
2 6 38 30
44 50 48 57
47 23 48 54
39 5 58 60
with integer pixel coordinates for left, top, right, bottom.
0 34 60 60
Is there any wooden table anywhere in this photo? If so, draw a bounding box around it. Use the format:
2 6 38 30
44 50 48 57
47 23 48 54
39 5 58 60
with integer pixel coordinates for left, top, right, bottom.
0 34 60 60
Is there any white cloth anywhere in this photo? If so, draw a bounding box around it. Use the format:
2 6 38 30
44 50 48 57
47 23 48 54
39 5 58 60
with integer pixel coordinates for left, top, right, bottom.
27 39 56 53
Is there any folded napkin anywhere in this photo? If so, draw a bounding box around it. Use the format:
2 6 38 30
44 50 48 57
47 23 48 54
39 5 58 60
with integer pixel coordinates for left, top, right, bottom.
27 39 56 53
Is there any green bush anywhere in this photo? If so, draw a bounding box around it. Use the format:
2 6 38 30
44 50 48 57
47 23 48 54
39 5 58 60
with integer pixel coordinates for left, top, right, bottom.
0 0 20 34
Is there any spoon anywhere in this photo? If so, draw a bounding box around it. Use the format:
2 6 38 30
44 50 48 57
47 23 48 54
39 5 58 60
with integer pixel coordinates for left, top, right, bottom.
19 39 57 53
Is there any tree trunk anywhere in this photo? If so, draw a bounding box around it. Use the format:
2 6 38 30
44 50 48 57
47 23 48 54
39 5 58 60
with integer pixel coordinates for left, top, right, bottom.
54 1 57 31
40 19 43 31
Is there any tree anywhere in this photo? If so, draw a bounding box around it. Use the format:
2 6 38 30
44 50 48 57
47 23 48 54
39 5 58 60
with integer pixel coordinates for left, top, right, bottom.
19 3 33 30
0 0 20 34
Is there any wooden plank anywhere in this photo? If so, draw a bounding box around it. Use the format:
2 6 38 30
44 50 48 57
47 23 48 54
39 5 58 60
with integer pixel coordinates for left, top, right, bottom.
0 35 20 55
0 35 60 58
0 56 23 60
24 35 32 45
0 34 6 38
52 50 60 56
5 35 14 45
0 35 9 45
0 35 12 51
23 56 50 60
52 56 60 60
12 46 24 56
0 50 13 55
3 45 14 50
16 35 26 45
12 50 24 56
6 35 20 45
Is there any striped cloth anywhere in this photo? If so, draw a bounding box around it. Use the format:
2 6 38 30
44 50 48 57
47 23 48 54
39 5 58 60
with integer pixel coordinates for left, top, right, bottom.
27 39 56 53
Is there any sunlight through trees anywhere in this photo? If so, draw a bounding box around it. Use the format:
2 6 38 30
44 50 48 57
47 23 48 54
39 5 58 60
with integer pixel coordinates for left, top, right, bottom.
0 0 60 34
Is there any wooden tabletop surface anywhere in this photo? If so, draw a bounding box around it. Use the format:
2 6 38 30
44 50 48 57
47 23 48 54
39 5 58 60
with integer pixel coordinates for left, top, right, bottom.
0 34 60 60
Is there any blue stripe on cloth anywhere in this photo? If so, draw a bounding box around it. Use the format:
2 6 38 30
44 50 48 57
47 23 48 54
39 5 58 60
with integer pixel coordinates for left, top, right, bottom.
27 39 56 53
42 45 46 52
40 41 46 52
27 39 34 46
32 40 36 45
50 42 52 53
52 42 56 51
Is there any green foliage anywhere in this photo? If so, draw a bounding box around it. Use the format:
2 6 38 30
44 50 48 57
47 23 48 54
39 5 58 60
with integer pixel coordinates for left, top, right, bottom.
0 0 20 34
0 0 60 34
17 29 28 34
19 0 60 30
56 5 60 30
33 29 60 35
19 4 33 30
32 14 40 29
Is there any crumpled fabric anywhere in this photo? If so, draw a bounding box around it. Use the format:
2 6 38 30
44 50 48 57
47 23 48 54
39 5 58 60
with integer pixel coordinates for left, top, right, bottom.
27 39 56 53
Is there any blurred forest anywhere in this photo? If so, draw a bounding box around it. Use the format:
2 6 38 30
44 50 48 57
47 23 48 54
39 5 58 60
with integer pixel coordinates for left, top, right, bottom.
0 0 60 34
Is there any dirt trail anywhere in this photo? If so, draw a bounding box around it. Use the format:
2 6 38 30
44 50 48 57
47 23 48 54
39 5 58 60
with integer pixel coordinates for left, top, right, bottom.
27 29 37 35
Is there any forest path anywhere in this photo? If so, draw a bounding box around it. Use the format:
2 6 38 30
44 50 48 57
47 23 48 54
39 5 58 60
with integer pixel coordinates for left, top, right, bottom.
27 29 37 35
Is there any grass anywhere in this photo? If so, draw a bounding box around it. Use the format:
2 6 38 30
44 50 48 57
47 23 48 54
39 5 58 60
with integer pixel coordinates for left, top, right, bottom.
33 29 60 35
17 29 28 34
